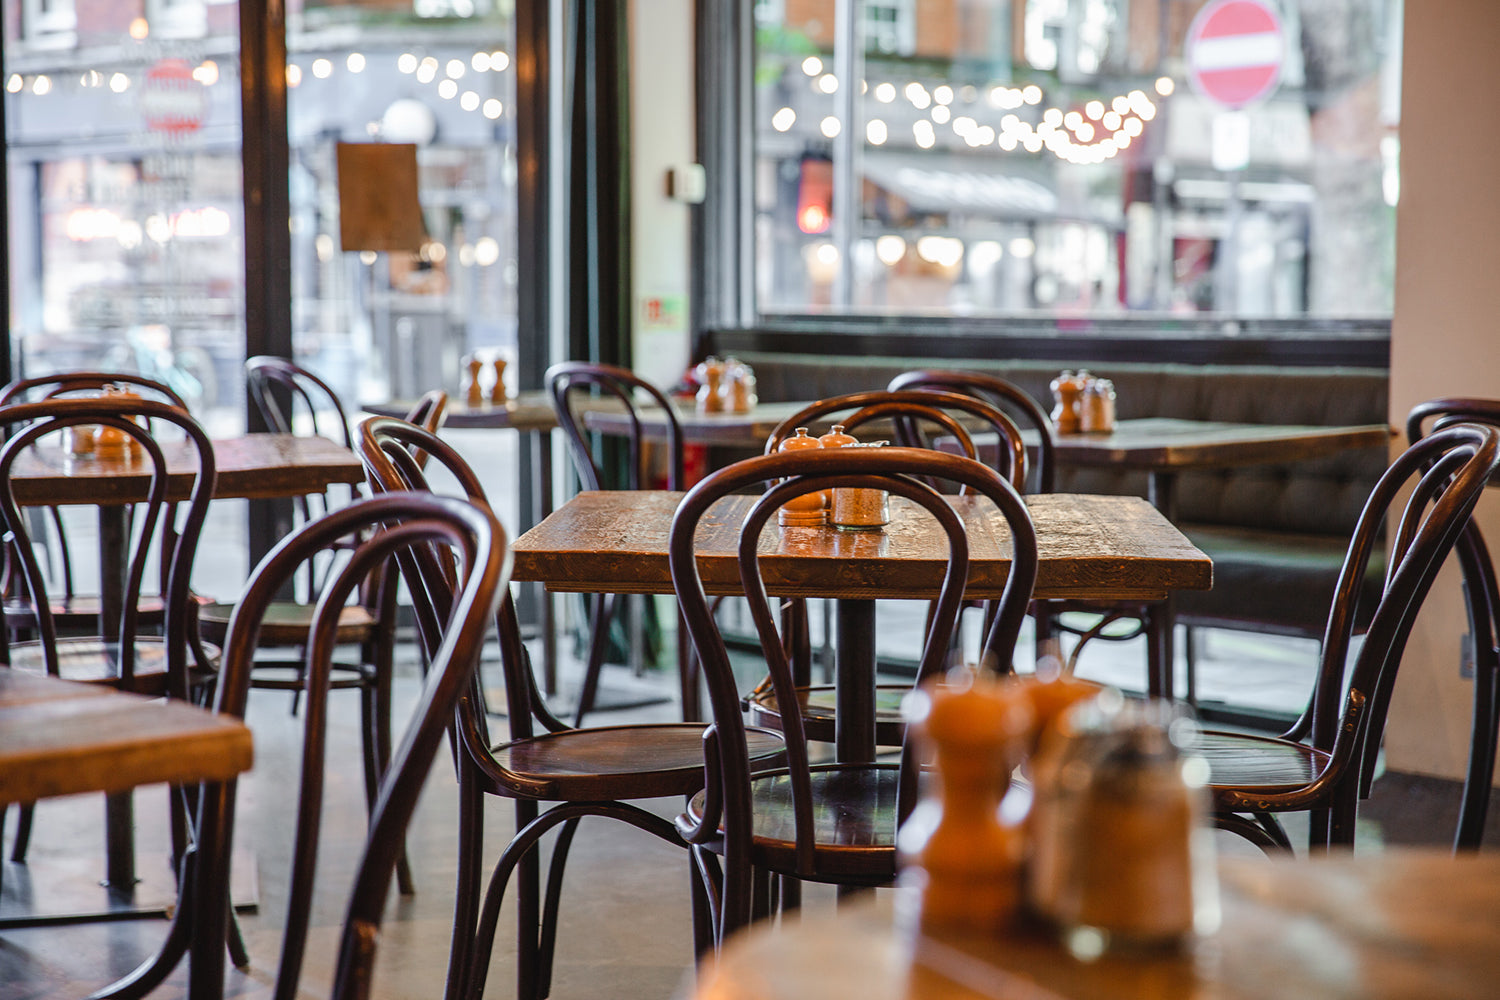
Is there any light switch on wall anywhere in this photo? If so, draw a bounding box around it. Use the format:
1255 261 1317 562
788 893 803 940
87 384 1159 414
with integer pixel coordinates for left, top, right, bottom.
665 164 707 203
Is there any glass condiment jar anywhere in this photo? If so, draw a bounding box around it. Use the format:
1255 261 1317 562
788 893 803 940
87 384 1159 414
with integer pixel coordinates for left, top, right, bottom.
816 424 856 510
1028 696 1219 957
93 384 142 460
776 427 826 527
1080 377 1116 434
830 441 890 530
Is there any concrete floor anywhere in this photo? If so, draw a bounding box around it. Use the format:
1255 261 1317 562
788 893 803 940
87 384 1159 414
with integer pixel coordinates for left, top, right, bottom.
2 617 1495 999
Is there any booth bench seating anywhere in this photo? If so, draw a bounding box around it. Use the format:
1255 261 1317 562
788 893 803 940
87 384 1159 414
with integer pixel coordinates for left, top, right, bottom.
733 352 1391 690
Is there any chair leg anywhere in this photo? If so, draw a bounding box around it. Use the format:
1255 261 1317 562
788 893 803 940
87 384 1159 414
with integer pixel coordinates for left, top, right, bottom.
573 592 618 726
10 802 33 862
689 853 715 959
445 766 485 1000
536 818 582 999
366 627 415 896
1456 662 1499 850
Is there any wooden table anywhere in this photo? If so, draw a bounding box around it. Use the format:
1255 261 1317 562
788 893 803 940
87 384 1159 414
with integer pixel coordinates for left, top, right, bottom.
1046 419 1393 697
693 850 1500 1000
0 670 253 998
512 490 1211 762
3 432 360 901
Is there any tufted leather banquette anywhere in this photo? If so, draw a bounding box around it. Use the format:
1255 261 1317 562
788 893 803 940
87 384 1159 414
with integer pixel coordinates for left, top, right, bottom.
734 352 1390 644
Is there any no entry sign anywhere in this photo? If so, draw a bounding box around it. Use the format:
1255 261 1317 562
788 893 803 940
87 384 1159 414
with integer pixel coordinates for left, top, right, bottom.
140 58 209 136
1186 0 1285 110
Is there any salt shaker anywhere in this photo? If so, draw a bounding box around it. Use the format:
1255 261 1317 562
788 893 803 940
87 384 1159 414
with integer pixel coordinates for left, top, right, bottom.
831 441 891 530
696 357 726 414
1080 378 1116 434
1028 698 1219 956
776 427 826 527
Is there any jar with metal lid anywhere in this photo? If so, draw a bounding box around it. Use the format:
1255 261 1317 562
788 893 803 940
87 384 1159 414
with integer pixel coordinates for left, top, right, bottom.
1080 378 1116 434
1028 696 1219 957
830 441 891 530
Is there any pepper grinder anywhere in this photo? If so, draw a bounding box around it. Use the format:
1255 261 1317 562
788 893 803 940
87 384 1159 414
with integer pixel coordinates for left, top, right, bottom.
489 356 509 405
463 354 485 407
898 675 1034 933
776 427 826 526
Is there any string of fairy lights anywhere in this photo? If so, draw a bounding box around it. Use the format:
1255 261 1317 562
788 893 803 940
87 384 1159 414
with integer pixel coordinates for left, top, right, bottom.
771 54 1176 165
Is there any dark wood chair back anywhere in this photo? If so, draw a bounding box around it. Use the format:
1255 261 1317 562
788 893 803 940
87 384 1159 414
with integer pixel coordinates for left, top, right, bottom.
1405 398 1500 850
0 372 191 618
887 368 1056 493
546 360 684 491
669 446 1038 941
1211 422 1500 848
197 492 509 1000
762 389 1028 492
0 396 216 695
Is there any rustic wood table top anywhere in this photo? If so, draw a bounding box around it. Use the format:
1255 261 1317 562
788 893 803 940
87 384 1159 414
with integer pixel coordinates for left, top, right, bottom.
1045 417 1393 470
0 670 253 804
511 490 1211 602
694 850 1500 1000
6 432 364 506
365 390 560 432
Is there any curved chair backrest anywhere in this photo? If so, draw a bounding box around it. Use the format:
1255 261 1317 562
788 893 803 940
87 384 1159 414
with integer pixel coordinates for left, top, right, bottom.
357 416 565 745
197 492 509 1000
762 389 1028 493
1405 398 1500 850
245 356 356 446
887 369 1056 493
0 371 191 411
0 372 193 604
546 361 685 491
668 446 1038 933
1236 422 1500 847
0 397 216 694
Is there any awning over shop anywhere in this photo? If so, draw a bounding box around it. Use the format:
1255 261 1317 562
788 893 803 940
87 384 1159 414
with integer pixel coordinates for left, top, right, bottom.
861 152 1058 218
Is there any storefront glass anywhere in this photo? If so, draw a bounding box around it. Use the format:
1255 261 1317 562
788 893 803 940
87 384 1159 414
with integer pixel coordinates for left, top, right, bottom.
753 0 1401 326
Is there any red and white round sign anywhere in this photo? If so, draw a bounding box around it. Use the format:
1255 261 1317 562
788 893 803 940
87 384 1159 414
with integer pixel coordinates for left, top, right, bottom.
1186 0 1285 110
139 58 209 136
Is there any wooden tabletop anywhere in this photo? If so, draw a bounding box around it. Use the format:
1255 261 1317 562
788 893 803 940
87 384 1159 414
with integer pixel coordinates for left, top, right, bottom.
582 404 1393 466
694 850 1500 1000
511 490 1211 602
364 391 559 432
7 432 364 506
1046 418 1393 470
0 670 253 804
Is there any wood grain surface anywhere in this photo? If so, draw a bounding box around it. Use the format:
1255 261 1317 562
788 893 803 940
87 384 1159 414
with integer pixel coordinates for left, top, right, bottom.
1044 418 1393 470
7 433 363 505
0 671 253 803
365 390 560 432
694 850 1500 1000
512 491 1211 601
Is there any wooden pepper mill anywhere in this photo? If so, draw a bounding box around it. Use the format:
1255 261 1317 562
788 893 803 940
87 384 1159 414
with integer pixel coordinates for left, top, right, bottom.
898 675 1033 933
463 354 485 407
776 427 826 526
490 356 509 405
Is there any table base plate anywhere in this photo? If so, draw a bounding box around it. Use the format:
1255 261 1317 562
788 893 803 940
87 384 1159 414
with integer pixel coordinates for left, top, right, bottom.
0 850 258 928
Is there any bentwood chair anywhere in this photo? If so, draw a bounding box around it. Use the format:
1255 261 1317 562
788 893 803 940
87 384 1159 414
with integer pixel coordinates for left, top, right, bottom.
1201 422 1500 851
0 373 193 640
164 493 508 1000
195 362 445 893
1406 397 1500 850
0 396 218 882
670 447 1038 949
357 416 784 1000
546 360 697 722
756 390 1028 745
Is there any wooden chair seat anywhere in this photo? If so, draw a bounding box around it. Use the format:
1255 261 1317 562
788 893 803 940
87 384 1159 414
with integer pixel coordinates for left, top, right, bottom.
686 763 901 881
489 724 784 801
7 637 221 694
195 600 379 646
746 685 909 745
1200 730 1332 792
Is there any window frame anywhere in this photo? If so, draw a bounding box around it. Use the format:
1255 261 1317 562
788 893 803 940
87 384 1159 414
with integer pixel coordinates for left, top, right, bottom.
694 0 1393 369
